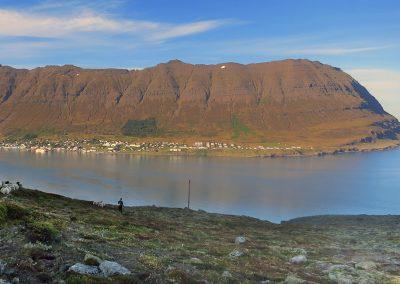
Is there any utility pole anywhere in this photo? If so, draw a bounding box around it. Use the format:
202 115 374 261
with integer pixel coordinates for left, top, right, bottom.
187 179 191 209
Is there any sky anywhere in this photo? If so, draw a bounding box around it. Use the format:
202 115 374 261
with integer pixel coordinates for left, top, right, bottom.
0 0 399 118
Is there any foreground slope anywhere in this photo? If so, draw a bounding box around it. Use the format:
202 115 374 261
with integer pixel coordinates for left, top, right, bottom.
1 188 400 283
0 59 399 147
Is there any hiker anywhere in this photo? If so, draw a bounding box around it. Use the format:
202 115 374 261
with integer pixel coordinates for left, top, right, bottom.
118 198 124 213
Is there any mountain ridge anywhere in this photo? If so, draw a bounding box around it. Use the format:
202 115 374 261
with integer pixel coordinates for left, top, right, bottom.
0 59 398 147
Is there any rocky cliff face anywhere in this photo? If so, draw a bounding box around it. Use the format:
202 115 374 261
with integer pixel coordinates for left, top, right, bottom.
0 59 398 145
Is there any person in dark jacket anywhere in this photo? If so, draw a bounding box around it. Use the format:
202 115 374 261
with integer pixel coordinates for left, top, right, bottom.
118 198 124 213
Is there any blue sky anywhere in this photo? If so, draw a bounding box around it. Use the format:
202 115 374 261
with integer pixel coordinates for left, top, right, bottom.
0 0 399 117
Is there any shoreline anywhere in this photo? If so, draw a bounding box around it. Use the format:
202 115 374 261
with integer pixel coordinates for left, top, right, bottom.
1 138 399 159
1 188 400 283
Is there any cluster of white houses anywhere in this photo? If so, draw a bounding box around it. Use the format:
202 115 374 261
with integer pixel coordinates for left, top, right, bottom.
0 139 306 154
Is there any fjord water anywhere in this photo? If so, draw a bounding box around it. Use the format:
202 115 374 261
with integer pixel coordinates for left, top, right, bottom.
0 149 399 223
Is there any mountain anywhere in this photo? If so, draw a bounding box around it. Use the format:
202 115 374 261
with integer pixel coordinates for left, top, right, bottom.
0 59 399 147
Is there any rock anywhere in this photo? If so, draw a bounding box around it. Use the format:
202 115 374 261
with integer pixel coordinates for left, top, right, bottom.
68 263 100 275
285 275 305 284
315 261 331 271
328 272 353 284
84 253 102 266
327 264 355 273
2 268 16 277
0 261 6 275
222 271 232 278
11 278 19 284
0 280 11 284
189 257 203 264
290 255 307 264
358 275 376 284
355 261 377 271
229 249 243 258
327 264 355 284
235 236 246 244
99 260 131 277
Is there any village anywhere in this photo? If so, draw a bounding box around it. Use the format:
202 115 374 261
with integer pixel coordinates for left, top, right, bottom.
0 138 307 155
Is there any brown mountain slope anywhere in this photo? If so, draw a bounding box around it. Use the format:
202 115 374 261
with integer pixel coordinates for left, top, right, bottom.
0 59 399 146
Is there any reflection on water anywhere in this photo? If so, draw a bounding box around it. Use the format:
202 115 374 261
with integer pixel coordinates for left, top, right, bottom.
0 149 399 223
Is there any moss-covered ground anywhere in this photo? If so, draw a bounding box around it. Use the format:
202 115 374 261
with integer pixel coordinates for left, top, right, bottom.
1 189 400 283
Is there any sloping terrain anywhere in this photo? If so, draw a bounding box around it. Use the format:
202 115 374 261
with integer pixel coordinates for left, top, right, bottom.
0 59 399 147
1 189 400 283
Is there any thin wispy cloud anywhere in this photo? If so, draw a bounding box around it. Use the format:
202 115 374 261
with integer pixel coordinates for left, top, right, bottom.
0 8 226 40
288 45 392 56
150 20 230 41
30 0 126 13
219 37 395 57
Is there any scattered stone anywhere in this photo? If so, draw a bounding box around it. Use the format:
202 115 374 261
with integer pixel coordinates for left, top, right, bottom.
68 263 100 276
327 264 355 284
0 261 6 275
331 275 353 284
355 261 377 271
357 275 376 284
99 260 130 277
315 261 331 271
222 271 232 278
284 275 305 284
189 257 203 264
235 236 246 244
84 253 102 266
328 271 353 284
327 264 355 273
290 255 307 264
2 268 16 277
229 249 243 258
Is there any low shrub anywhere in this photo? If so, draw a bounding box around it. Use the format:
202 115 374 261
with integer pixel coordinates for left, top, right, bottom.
0 203 7 224
23 133 38 140
27 221 60 244
23 242 52 260
121 118 157 137
6 202 30 220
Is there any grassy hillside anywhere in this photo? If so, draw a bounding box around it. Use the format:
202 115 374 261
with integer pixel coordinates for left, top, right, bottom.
0 189 399 283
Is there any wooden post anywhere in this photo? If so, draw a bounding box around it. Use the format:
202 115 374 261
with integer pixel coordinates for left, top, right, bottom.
187 179 191 209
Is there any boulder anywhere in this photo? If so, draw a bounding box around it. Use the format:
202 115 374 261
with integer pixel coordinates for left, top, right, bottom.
235 236 246 244
84 254 102 266
285 275 305 284
99 261 130 277
290 255 307 264
189 257 202 264
68 263 100 276
0 280 10 284
355 261 377 271
222 271 232 278
327 264 355 284
328 271 353 284
0 261 6 275
229 249 243 258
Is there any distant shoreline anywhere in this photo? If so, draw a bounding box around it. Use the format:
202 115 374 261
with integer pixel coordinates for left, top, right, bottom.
0 137 399 158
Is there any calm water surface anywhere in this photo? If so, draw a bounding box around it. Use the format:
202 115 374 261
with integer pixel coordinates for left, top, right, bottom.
0 149 399 223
